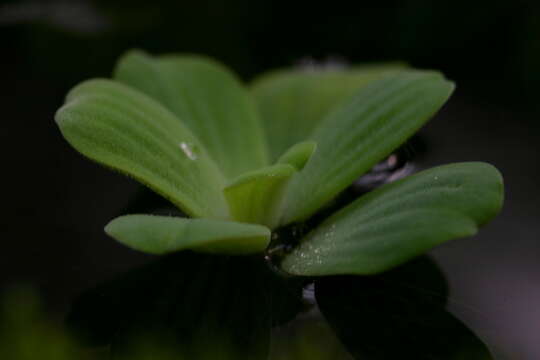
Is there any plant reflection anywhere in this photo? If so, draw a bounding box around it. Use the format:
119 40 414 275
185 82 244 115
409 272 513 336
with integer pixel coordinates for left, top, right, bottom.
66 252 493 359
315 257 493 360
67 251 304 359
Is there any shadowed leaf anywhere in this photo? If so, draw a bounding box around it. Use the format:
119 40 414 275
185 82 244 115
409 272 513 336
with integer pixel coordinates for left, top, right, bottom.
315 257 493 359
251 64 406 160
66 252 304 360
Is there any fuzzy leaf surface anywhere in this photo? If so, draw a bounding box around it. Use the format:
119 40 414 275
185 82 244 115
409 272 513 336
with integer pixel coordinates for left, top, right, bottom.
105 215 271 255
251 64 405 160
281 162 504 275
282 71 455 223
114 50 269 179
55 79 228 218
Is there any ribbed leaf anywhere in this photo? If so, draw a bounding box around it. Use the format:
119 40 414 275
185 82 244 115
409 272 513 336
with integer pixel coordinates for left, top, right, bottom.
55 79 228 218
105 215 270 255
281 71 455 224
114 50 269 179
224 164 296 228
251 64 406 160
281 162 504 275
276 140 317 171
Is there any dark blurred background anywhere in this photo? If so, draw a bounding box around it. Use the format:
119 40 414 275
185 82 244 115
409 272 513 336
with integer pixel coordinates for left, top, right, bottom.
1 0 539 358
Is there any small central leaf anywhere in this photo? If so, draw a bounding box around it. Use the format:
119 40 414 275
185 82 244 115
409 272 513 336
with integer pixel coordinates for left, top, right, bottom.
224 164 296 228
277 140 317 170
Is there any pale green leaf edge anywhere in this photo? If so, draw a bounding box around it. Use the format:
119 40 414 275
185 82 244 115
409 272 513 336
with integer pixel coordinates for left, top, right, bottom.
105 215 271 255
224 163 297 228
277 141 317 171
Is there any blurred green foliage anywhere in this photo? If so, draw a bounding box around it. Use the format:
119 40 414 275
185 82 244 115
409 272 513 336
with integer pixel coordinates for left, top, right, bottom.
0 287 93 360
0 287 350 360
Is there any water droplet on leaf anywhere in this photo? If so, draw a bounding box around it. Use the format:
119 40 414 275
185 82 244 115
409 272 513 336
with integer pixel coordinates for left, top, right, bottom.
179 142 198 160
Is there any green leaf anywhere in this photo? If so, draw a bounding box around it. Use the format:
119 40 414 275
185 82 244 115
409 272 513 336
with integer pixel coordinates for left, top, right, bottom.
251 64 406 160
224 164 296 228
114 50 269 179
281 70 455 224
55 79 229 219
105 215 270 255
281 162 504 275
276 140 317 171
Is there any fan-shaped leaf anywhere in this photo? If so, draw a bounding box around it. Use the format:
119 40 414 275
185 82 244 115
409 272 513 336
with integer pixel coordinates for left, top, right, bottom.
281 70 455 224
251 64 406 160
114 50 269 179
55 79 229 218
281 162 503 275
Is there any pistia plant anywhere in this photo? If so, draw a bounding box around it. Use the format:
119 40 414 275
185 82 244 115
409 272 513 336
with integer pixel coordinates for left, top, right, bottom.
55 50 503 277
